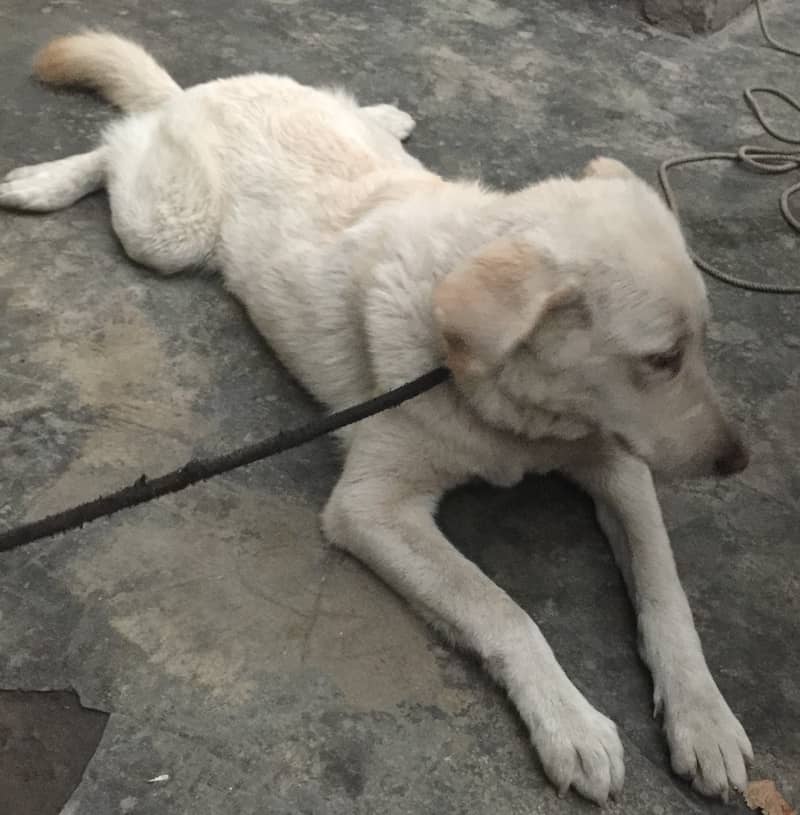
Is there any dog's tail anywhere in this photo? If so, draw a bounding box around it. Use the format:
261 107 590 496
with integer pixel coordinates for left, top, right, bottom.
33 31 181 112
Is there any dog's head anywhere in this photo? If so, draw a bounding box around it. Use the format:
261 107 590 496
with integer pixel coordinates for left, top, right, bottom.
432 157 747 479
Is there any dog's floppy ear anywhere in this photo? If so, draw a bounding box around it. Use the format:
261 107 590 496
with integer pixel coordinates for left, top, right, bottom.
433 238 584 376
582 156 636 180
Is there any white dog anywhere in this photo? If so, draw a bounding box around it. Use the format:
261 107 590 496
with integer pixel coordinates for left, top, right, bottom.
0 32 753 805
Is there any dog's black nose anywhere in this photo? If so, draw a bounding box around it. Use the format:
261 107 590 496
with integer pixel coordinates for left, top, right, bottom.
713 436 749 476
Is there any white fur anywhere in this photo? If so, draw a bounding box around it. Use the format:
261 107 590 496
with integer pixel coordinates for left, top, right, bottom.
0 33 753 804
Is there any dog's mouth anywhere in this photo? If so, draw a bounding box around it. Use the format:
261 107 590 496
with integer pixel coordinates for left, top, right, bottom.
612 433 717 481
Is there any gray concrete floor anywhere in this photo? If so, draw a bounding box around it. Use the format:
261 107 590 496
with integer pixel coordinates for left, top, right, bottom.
1 1 798 813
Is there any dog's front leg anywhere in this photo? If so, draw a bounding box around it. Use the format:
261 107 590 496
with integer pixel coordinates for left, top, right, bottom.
323 425 624 804
565 451 752 800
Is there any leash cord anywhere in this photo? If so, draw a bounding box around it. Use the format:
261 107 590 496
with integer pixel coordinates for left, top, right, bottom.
0 367 451 553
658 0 800 294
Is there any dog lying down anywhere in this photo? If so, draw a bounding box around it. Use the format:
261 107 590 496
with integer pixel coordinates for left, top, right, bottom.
0 32 753 805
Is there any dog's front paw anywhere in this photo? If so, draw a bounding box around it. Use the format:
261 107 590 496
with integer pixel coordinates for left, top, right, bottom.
531 697 625 805
663 680 752 800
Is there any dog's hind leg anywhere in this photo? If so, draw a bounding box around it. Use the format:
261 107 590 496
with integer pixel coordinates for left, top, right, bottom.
104 114 221 275
360 104 416 141
0 149 106 212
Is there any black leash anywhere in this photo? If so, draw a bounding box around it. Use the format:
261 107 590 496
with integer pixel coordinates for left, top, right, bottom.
0 366 451 554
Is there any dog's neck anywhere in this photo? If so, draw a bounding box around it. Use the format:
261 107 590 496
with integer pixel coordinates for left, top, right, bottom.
352 187 597 476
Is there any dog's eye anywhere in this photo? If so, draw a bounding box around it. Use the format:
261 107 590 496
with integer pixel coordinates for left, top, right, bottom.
644 349 682 373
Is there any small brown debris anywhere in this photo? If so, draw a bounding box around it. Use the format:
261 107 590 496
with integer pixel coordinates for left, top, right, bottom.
745 780 796 815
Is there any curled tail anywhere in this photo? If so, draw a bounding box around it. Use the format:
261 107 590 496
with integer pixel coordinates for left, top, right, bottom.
34 31 180 112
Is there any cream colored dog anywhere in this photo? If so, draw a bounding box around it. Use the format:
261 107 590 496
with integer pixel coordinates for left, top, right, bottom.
0 32 753 805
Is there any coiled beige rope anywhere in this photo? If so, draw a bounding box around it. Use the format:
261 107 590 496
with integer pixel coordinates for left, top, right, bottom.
658 0 800 293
